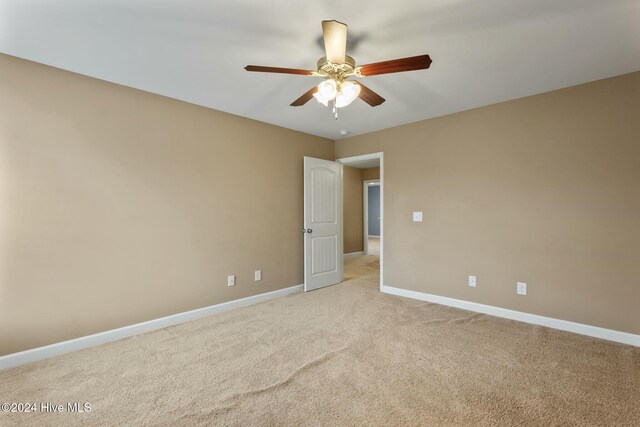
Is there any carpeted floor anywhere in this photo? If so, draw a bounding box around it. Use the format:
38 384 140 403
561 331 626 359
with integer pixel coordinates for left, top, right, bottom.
1 255 639 426
367 237 380 255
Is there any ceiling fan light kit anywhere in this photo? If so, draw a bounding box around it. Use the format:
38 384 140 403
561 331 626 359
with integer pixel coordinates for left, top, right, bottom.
245 20 432 119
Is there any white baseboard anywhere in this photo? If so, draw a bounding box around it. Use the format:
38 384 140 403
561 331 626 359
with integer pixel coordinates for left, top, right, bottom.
344 251 364 259
381 285 640 347
0 284 304 371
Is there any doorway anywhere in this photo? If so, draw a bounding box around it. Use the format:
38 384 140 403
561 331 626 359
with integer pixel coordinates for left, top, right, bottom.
336 152 383 290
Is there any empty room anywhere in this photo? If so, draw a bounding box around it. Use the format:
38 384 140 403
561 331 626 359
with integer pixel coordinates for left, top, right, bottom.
1 1 639 425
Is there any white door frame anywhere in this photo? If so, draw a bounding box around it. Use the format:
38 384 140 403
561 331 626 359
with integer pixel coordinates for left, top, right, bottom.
363 180 380 255
336 152 384 291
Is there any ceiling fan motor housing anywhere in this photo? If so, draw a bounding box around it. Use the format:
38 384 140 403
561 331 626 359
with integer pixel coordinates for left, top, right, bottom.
316 55 359 81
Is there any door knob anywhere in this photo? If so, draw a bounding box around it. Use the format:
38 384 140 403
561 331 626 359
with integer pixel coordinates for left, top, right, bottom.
307 229 312 233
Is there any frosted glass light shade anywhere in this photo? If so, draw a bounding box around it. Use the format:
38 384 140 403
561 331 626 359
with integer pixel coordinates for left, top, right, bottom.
335 81 361 108
313 91 329 106
317 79 337 100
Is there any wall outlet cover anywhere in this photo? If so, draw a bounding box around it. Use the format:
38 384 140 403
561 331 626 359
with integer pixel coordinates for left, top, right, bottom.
468 275 477 287
227 275 236 287
413 211 423 222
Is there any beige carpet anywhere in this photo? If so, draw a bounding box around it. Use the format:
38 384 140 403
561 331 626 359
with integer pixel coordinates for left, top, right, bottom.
1 255 638 426
367 236 380 255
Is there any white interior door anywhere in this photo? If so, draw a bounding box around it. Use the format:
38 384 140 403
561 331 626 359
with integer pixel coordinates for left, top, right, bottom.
304 156 343 291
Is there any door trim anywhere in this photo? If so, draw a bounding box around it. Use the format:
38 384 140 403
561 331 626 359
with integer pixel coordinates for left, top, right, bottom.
336 152 384 291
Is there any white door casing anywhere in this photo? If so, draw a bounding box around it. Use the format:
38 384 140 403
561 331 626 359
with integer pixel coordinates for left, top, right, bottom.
304 157 343 291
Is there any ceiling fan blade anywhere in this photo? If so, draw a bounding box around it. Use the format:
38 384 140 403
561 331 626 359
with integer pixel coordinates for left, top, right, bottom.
322 20 347 65
359 54 432 76
290 86 319 107
355 81 385 107
245 65 314 76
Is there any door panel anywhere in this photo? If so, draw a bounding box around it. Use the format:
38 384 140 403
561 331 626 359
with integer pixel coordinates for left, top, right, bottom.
368 185 381 236
311 236 338 275
312 168 337 223
304 157 343 291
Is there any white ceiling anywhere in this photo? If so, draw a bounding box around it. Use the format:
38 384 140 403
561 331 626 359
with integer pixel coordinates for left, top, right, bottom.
1 0 639 139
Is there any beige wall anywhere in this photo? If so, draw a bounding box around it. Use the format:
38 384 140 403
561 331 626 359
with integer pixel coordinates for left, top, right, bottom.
343 166 364 254
335 72 640 335
362 167 380 181
0 54 333 355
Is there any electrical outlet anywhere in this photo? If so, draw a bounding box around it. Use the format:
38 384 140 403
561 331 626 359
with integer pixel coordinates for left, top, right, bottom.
468 275 477 287
227 275 235 287
254 270 262 281
412 211 423 222
517 282 527 295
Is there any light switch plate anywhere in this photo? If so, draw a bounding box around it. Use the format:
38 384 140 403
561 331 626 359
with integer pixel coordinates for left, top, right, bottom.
254 270 262 281
413 211 423 222
227 275 235 287
517 282 527 295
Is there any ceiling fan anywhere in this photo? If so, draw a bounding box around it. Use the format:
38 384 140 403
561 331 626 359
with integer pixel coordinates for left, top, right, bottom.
245 20 432 119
